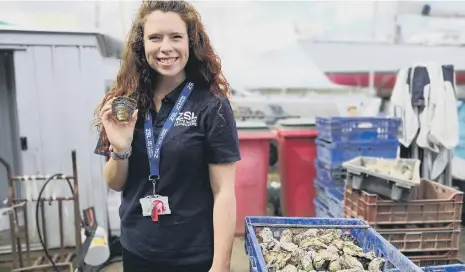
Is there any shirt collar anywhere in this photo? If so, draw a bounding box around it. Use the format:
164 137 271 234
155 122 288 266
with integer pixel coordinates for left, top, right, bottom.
149 78 189 109
165 78 189 103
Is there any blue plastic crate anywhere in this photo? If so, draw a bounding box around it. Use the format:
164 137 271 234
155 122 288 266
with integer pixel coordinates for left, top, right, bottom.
314 179 330 207
327 188 344 218
389 264 465 272
316 116 401 142
315 158 346 184
314 198 332 218
245 216 421 272
316 138 399 165
314 177 342 205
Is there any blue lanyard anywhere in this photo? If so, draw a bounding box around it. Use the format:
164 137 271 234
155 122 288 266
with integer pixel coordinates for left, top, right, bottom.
144 82 194 195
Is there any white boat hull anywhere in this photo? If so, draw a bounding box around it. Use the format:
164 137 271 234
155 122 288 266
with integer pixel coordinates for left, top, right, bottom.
298 39 465 73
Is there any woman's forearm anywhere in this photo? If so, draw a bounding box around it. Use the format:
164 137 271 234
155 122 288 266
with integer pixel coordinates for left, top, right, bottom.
211 190 236 270
103 158 129 191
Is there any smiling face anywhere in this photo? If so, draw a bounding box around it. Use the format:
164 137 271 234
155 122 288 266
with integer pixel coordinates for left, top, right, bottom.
143 10 189 81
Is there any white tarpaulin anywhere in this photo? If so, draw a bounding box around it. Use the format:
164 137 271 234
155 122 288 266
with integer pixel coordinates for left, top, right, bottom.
225 42 347 90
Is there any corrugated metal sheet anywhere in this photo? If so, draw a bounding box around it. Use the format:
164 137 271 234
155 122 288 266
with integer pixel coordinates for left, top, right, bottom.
0 29 109 249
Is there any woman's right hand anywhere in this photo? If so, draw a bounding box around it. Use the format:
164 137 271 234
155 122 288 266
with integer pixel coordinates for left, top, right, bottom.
99 98 139 153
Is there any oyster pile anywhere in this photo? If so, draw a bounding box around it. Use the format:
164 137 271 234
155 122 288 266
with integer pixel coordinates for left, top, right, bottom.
258 227 385 272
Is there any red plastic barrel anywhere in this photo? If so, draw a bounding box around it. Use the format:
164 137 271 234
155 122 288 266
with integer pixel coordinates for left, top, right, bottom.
276 119 318 217
235 121 275 236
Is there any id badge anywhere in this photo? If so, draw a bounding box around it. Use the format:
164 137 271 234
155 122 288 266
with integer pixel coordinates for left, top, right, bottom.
139 195 171 221
139 196 153 217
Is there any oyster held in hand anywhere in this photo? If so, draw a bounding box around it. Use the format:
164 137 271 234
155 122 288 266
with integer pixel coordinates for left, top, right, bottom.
111 96 137 122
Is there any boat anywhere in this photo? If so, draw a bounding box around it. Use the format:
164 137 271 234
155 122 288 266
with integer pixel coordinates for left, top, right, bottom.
298 39 465 90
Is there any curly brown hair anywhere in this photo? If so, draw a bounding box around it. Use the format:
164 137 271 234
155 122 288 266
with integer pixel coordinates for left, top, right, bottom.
94 0 230 152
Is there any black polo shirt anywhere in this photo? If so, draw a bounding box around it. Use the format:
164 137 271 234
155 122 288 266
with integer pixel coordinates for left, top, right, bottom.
94 80 241 265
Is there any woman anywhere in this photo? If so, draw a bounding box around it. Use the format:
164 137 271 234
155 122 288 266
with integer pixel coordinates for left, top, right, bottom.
93 1 240 271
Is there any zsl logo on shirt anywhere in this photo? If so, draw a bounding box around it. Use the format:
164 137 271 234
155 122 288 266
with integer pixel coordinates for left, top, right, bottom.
175 111 197 127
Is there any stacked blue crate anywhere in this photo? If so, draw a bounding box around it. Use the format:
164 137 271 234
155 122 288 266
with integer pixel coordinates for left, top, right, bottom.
314 116 402 218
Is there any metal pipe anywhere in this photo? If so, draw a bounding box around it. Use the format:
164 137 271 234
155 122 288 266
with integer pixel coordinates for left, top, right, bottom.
11 175 75 181
12 197 75 202
39 201 48 250
23 204 30 266
72 150 82 255
58 200 64 250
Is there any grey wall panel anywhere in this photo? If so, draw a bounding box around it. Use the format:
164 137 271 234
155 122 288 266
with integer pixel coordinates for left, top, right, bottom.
9 34 109 250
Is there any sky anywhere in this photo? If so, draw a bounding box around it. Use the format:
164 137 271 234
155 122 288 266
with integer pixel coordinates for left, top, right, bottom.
0 1 388 51
2 1 465 88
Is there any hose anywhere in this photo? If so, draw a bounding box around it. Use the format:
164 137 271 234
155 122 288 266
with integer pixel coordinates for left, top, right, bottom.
35 174 74 272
